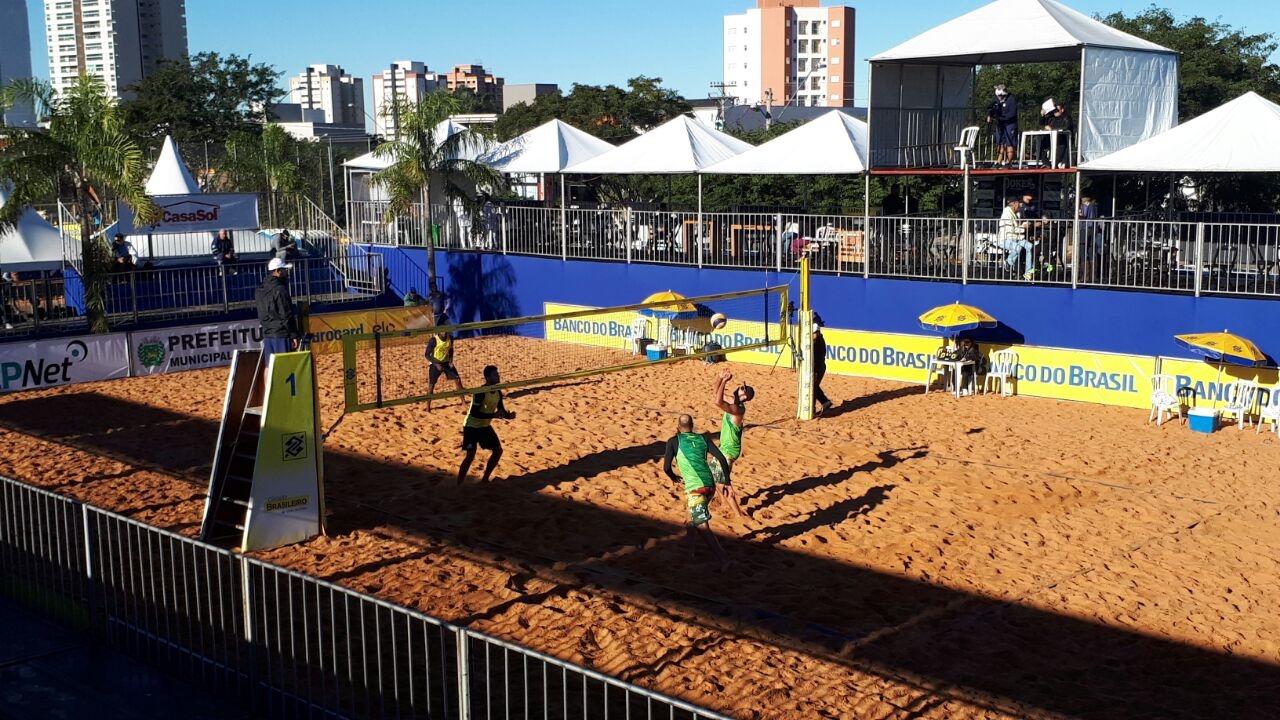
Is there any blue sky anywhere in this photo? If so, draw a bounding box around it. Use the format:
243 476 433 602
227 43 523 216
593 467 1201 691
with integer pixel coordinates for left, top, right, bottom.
24 0 1280 114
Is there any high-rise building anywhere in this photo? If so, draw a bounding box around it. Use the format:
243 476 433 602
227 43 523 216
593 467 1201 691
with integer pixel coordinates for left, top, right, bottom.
43 0 189 100
371 61 442 139
287 64 365 127
445 64 503 105
723 0 855 109
1 0 37 126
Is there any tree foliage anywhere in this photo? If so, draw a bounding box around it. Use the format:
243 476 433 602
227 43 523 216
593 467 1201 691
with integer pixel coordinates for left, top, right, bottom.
0 75 158 332
371 92 505 290
495 76 690 142
120 52 282 148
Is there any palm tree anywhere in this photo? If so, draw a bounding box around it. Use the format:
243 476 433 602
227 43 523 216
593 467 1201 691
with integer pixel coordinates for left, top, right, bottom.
0 75 157 332
220 124 303 226
370 92 503 293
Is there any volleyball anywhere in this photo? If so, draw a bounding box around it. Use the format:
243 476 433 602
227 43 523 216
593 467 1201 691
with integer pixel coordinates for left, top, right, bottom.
709 312 728 330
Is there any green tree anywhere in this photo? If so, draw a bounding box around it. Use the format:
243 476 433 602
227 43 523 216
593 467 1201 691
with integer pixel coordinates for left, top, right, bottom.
494 76 690 142
120 52 282 147
0 75 158 332
371 93 504 292
219 124 304 224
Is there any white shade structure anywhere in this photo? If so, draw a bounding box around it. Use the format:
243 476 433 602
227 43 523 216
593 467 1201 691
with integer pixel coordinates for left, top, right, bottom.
703 111 869 175
565 115 753 174
480 119 615 173
343 118 489 171
145 136 201 195
0 183 65 272
1080 93 1280 173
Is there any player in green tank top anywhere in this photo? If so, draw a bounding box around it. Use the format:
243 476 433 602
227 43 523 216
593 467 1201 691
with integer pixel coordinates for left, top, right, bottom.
712 369 754 517
663 414 730 570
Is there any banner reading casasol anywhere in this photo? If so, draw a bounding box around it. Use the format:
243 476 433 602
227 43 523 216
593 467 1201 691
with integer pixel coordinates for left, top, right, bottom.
117 193 259 235
131 320 264 375
0 334 130 394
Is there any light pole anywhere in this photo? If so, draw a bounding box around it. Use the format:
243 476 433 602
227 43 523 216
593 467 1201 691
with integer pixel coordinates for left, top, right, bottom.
346 102 386 147
774 62 828 125
753 88 775 130
318 134 337 219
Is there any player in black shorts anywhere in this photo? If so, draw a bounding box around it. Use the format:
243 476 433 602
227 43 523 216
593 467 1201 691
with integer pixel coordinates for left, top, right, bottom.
425 331 464 411
457 365 515 483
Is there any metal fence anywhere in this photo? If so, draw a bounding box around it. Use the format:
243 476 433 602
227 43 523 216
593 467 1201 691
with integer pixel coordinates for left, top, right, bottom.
356 200 1280 299
0 474 732 720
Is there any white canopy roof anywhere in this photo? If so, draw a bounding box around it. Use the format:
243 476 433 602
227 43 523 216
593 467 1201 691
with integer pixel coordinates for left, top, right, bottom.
343 119 489 171
479 119 615 173
703 111 868 175
564 115 753 175
0 184 65 272
145 136 201 195
1080 93 1280 172
871 0 1174 65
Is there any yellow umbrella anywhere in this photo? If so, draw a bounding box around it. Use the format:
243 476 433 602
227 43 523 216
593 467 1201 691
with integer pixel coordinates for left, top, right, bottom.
640 290 698 319
1173 331 1266 367
918 302 998 334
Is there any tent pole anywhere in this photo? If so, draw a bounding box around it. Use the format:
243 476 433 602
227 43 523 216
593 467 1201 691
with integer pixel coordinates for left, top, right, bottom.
961 165 970 285
697 174 704 269
1072 171 1082 289
560 173 567 261
862 173 871 279
1111 174 1118 217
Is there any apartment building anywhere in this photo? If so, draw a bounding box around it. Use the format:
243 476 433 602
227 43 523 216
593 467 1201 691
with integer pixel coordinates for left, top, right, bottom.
43 0 188 100
287 64 365 127
1 0 37 125
723 0 855 109
371 60 442 139
444 64 503 105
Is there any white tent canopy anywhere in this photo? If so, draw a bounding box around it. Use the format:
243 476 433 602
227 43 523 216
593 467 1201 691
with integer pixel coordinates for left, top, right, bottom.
703 111 868 175
1080 93 1280 173
0 184 65 272
145 136 201 195
479 119 615 173
868 0 1178 167
565 115 753 174
343 118 489 171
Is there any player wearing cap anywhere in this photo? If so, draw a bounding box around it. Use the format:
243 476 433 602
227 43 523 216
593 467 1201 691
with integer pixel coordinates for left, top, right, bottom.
255 257 301 358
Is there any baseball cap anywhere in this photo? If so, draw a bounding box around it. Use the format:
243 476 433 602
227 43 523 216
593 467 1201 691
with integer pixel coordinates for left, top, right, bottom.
268 258 293 271
813 312 826 327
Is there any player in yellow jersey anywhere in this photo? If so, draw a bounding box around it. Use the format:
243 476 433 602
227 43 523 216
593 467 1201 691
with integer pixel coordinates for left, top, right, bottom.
425 331 464 411
457 365 516 483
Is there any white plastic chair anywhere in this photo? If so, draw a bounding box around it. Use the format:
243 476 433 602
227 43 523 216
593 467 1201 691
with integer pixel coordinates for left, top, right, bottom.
1147 373 1183 425
984 349 1018 396
628 317 650 354
1220 379 1259 430
1257 386 1280 434
954 126 980 169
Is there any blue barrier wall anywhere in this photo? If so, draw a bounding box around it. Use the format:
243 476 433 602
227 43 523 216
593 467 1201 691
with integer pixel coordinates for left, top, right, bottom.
369 246 1279 361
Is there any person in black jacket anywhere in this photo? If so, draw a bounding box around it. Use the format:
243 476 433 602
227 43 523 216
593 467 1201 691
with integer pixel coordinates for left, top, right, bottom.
812 313 833 416
255 258 300 359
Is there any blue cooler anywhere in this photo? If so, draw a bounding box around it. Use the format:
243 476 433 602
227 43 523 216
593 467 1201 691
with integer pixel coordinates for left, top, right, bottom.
645 343 668 361
1187 407 1218 433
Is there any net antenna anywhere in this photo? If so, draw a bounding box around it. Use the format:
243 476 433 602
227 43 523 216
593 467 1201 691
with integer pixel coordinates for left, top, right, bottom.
340 285 790 414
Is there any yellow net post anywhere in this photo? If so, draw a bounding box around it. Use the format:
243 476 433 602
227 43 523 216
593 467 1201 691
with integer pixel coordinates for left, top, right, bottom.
796 257 815 421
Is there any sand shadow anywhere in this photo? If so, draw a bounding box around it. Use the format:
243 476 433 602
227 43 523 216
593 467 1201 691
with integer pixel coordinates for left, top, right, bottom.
743 446 926 511
745 484 896 545
3 391 1280 719
822 385 921 418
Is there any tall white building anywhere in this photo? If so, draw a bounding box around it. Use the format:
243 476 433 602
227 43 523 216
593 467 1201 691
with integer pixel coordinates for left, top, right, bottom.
288 64 365 128
371 60 441 139
43 0 189 100
1 0 37 126
723 0 855 109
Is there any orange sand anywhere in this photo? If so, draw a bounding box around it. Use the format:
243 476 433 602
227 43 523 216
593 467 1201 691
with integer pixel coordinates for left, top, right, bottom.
1 340 1278 719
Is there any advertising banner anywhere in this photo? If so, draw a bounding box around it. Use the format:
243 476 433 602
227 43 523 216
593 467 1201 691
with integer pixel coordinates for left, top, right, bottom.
131 320 263 375
307 306 436 355
0 334 130 394
117 193 259 235
243 351 324 551
1158 357 1279 410
543 302 796 367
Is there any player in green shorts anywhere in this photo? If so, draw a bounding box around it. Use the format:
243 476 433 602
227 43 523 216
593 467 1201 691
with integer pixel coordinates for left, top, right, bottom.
663 414 731 569
711 369 754 517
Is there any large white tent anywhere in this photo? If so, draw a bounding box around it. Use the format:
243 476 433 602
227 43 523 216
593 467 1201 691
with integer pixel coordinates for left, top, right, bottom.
145 136 201 195
343 118 487 172
565 115 752 174
479 119 614 173
703 111 868 175
1080 93 1280 173
868 0 1178 167
0 184 65 272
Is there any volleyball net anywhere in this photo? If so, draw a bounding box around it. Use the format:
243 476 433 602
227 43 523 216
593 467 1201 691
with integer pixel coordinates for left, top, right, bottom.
340 285 791 413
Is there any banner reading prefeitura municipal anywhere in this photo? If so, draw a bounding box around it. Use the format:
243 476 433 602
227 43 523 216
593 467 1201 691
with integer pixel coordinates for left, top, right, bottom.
131 320 264 375
541 301 1157 410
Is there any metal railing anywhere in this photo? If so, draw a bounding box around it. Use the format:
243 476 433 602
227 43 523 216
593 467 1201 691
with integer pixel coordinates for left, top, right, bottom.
360 201 1280 299
0 474 732 720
